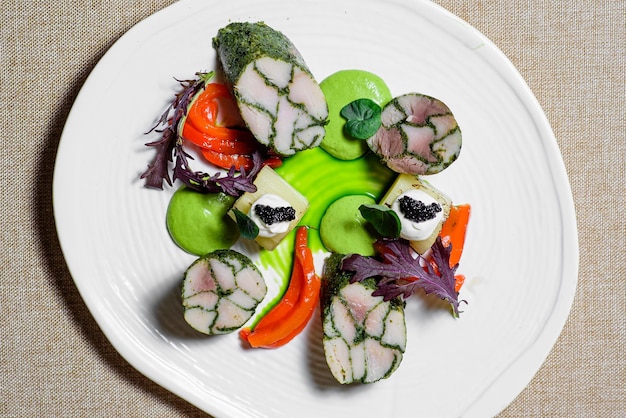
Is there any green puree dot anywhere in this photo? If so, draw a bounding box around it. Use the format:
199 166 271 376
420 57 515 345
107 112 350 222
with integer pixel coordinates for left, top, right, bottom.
166 187 239 256
320 195 378 256
320 70 392 160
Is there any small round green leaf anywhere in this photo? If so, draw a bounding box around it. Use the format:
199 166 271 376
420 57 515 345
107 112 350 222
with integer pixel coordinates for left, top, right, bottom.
232 208 259 240
340 98 382 140
358 204 401 238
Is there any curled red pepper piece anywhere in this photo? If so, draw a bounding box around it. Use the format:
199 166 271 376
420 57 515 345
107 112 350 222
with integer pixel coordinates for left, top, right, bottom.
200 149 282 171
240 226 320 348
183 122 258 154
200 149 255 171
182 82 282 170
186 83 234 131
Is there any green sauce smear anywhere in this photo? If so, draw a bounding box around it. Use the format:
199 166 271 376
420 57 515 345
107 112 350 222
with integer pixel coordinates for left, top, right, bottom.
254 69 396 298
257 147 395 278
167 70 397 316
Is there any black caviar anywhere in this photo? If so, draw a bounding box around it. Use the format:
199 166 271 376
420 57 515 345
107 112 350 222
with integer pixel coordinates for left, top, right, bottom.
253 204 296 225
398 196 441 223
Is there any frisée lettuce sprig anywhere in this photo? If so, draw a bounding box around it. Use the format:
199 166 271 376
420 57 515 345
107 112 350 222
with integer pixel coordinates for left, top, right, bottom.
141 71 261 196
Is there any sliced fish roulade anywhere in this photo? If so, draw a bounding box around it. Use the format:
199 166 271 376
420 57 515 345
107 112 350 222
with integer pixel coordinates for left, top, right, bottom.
213 22 328 157
367 93 462 175
320 254 407 384
182 250 267 335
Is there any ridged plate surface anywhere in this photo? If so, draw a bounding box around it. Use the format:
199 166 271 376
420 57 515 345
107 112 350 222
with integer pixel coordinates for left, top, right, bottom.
53 0 578 416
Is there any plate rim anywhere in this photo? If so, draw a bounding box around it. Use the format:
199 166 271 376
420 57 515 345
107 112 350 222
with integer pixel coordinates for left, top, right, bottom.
52 0 579 416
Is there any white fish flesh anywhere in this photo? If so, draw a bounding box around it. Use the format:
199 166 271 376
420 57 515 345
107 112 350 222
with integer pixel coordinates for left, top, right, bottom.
367 93 462 175
213 22 328 157
320 254 406 384
182 250 267 335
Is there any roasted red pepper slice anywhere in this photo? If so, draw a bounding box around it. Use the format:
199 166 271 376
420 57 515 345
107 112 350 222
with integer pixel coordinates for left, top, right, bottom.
200 149 254 171
183 122 258 154
183 82 282 170
439 204 471 267
436 204 471 292
186 82 233 131
240 227 320 348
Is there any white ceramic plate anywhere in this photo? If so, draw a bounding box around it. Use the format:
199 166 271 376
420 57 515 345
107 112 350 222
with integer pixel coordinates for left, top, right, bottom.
53 0 578 416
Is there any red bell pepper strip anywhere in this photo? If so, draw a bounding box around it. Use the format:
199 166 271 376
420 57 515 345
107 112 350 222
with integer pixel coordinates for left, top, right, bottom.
183 82 256 153
240 258 315 349
453 274 465 293
438 204 470 292
249 259 304 330
182 121 258 154
261 155 283 169
186 82 234 132
183 82 283 171
200 149 255 171
240 227 320 348
439 204 471 267
200 149 283 171
262 291 316 348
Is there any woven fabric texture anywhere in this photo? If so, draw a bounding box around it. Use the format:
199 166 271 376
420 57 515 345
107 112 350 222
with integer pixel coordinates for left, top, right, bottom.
1 1 624 417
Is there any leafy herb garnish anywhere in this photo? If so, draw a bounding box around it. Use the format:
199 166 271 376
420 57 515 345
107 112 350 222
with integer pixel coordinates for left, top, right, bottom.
340 98 382 140
359 204 401 238
232 208 259 239
341 237 465 317
141 72 260 196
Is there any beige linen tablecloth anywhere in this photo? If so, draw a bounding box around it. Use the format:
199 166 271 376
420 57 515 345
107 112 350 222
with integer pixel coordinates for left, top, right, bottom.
1 1 624 416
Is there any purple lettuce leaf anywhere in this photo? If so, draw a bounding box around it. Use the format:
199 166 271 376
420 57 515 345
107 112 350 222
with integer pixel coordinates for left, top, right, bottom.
171 147 260 195
141 73 206 189
140 72 259 197
341 237 464 317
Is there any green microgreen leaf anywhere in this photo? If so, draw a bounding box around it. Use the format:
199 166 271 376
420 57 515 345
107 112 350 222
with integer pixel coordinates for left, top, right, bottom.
359 204 401 239
198 71 216 84
340 98 382 140
232 208 259 240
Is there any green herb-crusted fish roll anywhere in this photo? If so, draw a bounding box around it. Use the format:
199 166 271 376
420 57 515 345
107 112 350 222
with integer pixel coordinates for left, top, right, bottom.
320 254 406 384
182 250 267 335
213 22 328 156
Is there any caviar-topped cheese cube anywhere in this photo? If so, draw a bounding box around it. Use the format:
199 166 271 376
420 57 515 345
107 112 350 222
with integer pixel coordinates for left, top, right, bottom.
232 166 308 250
380 174 451 254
